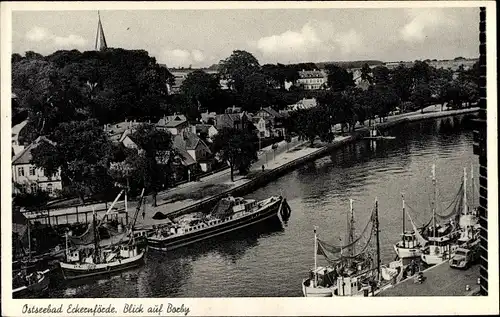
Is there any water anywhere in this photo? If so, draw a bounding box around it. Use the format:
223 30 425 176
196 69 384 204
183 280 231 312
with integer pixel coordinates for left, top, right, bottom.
46 115 479 298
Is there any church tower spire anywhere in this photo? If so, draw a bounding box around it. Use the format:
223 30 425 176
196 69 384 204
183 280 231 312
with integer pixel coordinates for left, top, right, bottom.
95 11 108 51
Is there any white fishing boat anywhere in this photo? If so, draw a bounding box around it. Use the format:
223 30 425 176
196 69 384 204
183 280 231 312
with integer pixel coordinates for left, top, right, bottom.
60 189 147 280
457 166 480 244
302 199 385 297
421 166 478 265
393 195 425 259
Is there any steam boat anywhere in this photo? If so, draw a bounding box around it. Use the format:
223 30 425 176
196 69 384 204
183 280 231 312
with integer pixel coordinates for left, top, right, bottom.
147 195 290 251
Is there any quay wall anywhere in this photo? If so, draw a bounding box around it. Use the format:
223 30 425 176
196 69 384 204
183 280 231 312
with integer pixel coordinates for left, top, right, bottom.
162 108 479 221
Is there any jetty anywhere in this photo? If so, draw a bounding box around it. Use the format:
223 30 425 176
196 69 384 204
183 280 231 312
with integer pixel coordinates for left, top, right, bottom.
378 261 480 296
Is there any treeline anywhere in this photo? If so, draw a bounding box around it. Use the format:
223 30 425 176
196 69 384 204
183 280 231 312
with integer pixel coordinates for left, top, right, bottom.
283 60 479 146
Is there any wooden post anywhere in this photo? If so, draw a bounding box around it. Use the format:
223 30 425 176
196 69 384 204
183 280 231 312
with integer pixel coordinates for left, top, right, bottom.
66 214 69 224
85 212 88 224
55 215 59 226
126 212 129 225
76 206 79 223
47 208 51 226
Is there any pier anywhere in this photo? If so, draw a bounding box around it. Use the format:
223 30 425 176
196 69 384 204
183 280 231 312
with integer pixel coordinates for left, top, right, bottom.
378 262 480 296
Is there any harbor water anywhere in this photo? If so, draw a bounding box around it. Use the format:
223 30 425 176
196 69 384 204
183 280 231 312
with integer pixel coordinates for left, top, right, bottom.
46 114 478 298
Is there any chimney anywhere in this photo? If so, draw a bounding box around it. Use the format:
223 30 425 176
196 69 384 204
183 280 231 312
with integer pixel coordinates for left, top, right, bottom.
191 125 196 134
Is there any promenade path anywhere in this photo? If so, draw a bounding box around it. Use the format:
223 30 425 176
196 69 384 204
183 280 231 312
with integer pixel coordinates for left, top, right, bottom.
24 105 478 228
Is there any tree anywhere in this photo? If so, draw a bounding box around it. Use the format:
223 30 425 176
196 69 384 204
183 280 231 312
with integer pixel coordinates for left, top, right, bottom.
372 66 391 87
391 65 413 102
180 70 222 112
360 63 373 84
30 119 115 203
213 128 258 182
239 71 273 113
324 64 355 92
218 50 260 93
410 80 432 113
296 107 334 146
129 123 174 206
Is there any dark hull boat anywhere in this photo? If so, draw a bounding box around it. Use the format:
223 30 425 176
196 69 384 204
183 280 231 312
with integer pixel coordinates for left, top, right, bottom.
148 195 290 251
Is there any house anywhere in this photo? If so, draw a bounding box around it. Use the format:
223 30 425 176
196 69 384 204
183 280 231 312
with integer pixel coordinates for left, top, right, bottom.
157 114 189 135
286 98 318 111
253 107 286 137
12 136 63 197
12 120 28 156
251 117 270 138
297 69 328 90
225 105 242 114
173 130 214 172
200 111 217 125
214 112 253 132
104 120 143 143
195 124 218 142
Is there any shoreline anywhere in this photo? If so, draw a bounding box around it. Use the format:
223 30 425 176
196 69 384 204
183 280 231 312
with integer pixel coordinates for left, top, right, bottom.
140 107 479 226
23 107 479 228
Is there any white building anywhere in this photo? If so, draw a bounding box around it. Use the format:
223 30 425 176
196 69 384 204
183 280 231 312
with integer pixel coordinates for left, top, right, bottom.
12 136 63 197
297 70 328 90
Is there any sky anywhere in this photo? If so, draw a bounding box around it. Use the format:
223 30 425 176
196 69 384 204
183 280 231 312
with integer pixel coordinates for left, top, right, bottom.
12 7 480 68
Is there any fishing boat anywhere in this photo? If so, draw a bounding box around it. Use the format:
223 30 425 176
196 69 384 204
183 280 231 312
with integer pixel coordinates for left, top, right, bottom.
421 167 476 265
59 189 147 280
12 218 51 297
393 195 425 259
302 199 387 297
13 268 50 298
147 195 290 251
457 166 480 244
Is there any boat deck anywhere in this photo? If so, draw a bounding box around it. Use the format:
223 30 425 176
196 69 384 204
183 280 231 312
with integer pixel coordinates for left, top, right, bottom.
377 261 480 296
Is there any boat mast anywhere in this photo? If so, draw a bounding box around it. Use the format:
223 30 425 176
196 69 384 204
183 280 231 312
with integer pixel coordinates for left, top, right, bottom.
463 167 468 215
401 193 405 248
27 220 31 262
314 226 318 286
471 163 475 208
349 199 355 259
374 197 381 282
432 164 436 239
92 208 99 263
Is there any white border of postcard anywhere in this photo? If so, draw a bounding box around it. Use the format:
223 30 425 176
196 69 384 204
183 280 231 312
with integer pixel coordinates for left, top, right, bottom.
1 1 498 316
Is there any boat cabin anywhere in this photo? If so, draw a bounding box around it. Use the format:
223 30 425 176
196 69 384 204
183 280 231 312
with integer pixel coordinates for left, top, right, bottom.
398 232 420 249
119 245 138 258
332 274 373 296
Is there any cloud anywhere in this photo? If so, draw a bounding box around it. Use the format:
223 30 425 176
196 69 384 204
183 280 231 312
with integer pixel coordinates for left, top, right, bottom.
335 29 363 54
400 9 458 43
256 24 322 55
53 34 87 47
25 26 87 48
161 49 206 67
252 22 367 63
25 27 52 42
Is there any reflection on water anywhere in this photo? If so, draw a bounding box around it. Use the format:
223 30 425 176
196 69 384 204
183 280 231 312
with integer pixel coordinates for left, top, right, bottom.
44 115 477 298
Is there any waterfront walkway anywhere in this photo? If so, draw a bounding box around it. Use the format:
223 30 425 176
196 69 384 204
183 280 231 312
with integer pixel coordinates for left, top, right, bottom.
24 106 479 228
378 262 480 296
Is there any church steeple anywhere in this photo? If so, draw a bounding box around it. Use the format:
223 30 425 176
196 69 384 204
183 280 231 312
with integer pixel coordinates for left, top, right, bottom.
95 11 108 51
